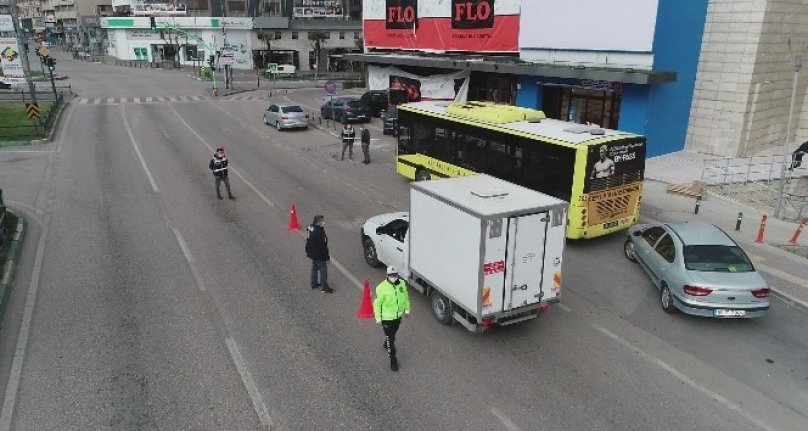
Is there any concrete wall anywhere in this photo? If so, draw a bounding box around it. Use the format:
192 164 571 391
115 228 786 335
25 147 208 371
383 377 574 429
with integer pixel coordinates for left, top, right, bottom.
686 0 808 157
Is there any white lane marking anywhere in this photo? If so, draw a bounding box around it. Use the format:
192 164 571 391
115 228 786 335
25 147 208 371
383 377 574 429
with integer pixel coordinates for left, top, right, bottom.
121 104 159 193
171 227 206 292
158 125 170 139
490 407 523 431
201 102 365 292
167 103 276 208
78 97 88 104
593 324 775 431
556 303 572 312
0 211 49 430
226 338 273 429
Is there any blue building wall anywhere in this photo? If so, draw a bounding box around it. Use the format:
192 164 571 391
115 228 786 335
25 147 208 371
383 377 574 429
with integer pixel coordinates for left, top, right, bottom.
645 0 709 157
514 0 710 158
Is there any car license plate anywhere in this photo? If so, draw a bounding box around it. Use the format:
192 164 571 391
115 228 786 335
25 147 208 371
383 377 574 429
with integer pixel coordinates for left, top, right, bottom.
603 220 619 229
715 309 745 317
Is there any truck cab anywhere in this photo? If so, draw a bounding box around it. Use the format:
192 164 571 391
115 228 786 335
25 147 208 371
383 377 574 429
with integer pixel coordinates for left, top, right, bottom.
361 212 409 277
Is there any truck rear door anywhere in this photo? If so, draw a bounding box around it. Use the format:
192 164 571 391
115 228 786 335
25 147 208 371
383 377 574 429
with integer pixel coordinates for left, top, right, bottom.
503 212 548 311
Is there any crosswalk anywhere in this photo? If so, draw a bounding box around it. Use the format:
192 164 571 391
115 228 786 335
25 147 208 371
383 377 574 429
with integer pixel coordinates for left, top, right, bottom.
76 94 269 105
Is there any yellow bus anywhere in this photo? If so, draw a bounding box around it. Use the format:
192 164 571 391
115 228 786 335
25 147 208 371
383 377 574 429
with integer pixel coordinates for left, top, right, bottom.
395 101 646 239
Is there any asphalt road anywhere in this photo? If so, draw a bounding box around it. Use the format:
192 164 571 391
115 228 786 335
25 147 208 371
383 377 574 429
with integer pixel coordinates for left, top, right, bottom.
0 53 806 430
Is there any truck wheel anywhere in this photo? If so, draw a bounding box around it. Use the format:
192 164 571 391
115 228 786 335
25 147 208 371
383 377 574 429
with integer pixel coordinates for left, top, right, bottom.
415 169 431 181
430 291 454 325
363 238 383 268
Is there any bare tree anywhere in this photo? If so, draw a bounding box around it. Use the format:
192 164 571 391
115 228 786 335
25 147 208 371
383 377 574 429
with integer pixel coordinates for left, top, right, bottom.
308 30 329 76
257 31 276 70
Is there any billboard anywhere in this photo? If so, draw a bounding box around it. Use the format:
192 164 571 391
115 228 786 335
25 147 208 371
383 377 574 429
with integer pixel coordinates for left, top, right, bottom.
131 1 187 16
0 14 14 32
293 1 344 18
583 139 646 194
363 0 520 53
520 0 658 52
0 38 24 79
368 65 470 102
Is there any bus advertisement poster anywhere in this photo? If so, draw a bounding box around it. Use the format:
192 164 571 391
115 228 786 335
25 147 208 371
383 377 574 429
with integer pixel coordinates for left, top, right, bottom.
584 140 646 193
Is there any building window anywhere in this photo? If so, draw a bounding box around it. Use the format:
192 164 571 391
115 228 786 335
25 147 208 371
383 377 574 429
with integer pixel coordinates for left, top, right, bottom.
227 1 246 12
275 31 282 39
324 32 331 39
339 32 345 40
292 32 298 40
259 0 283 16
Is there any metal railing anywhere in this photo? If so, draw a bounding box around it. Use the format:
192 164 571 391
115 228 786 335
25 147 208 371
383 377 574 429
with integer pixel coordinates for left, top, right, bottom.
0 91 66 141
701 152 808 221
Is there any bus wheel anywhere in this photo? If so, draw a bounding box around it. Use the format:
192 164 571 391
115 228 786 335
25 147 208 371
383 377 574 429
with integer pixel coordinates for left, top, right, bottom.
415 169 431 181
430 291 454 325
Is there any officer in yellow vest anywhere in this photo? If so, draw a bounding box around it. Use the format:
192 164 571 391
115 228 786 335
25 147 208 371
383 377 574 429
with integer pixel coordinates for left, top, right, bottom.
373 266 410 371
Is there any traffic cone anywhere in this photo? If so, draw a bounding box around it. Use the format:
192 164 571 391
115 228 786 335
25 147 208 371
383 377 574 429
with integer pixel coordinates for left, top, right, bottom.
287 204 300 231
357 279 374 319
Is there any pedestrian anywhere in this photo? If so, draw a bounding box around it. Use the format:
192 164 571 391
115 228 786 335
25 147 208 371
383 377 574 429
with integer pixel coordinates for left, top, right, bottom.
341 123 355 161
373 266 410 371
209 147 235 200
360 124 371 164
305 215 335 293
789 140 808 170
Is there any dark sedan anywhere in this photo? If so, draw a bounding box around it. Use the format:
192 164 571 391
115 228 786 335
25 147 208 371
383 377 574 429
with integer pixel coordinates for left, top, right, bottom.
381 105 398 135
320 98 371 124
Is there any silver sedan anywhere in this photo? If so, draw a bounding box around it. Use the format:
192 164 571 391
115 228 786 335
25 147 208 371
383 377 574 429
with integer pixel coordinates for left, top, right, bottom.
263 103 309 130
623 222 770 318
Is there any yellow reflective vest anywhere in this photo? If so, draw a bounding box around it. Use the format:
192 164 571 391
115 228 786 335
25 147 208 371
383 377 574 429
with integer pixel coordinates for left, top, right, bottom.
373 278 410 322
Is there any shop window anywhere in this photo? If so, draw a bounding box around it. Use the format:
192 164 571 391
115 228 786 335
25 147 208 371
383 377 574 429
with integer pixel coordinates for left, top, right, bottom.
274 31 282 39
542 86 622 130
339 32 345 39
292 31 298 40
227 1 246 12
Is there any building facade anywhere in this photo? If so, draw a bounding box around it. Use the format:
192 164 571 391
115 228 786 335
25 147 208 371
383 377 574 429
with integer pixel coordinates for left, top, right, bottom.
103 0 362 71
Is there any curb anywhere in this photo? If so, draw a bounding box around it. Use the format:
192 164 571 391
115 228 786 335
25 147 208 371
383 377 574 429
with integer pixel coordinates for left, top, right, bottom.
0 214 27 328
30 95 73 145
771 289 808 314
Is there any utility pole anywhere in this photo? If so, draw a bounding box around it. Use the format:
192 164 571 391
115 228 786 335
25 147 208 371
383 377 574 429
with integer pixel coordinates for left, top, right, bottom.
9 2 37 104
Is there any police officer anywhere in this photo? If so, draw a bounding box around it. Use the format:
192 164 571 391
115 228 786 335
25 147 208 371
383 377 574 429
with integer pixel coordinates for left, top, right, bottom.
341 123 355 161
360 124 371 164
373 266 410 371
209 147 235 200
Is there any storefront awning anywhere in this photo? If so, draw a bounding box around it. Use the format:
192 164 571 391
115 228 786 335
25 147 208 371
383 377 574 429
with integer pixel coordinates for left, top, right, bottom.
344 53 676 85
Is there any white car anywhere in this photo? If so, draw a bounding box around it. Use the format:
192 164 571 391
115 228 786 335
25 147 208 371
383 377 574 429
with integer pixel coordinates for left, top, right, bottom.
361 212 409 276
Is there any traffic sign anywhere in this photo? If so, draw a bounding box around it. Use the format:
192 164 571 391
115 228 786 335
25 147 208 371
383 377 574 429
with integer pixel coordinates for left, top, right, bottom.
25 102 41 120
325 81 337 95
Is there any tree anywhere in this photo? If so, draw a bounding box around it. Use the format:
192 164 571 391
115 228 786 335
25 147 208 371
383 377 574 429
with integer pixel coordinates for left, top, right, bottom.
159 27 181 68
308 30 329 77
257 31 276 69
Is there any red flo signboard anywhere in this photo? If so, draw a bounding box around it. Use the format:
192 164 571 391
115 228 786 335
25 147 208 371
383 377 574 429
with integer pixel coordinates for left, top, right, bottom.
364 0 519 53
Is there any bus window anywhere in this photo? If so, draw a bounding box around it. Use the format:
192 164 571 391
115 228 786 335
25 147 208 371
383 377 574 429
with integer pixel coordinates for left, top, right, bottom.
523 143 574 201
398 123 412 154
411 119 435 155
459 135 487 171
487 138 518 181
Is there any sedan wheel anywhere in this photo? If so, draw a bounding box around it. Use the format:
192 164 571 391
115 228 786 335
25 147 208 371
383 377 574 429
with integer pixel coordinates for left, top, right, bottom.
624 240 638 263
363 238 383 268
263 116 269 125
660 284 678 314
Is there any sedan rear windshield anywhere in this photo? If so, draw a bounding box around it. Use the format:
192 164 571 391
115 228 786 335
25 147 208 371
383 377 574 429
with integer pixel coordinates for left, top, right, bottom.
282 106 304 113
683 245 754 272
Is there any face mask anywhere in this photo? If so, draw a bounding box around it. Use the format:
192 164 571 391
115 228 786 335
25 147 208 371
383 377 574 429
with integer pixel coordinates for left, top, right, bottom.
387 276 398 283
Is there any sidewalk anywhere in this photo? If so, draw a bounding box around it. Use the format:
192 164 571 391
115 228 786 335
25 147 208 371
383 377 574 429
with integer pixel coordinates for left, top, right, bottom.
641 150 808 310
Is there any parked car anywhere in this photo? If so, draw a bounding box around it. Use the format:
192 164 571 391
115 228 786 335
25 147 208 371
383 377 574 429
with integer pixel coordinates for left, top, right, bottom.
623 222 770 318
265 63 296 78
360 89 408 117
263 103 309 130
381 105 398 135
320 98 370 124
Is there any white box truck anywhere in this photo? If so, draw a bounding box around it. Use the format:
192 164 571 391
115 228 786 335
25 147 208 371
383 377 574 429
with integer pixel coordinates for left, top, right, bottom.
361 174 568 332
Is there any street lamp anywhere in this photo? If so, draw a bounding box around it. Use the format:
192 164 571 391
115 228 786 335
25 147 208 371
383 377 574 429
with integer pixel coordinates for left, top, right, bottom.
776 36 808 218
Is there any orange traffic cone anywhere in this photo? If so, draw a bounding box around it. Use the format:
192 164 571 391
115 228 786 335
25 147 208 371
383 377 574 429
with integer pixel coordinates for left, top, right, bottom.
288 204 301 231
357 279 374 319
